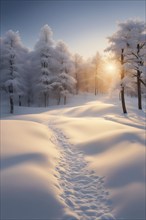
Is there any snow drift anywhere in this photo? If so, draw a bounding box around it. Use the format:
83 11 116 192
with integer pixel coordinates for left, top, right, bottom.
1 120 66 219
0 94 145 219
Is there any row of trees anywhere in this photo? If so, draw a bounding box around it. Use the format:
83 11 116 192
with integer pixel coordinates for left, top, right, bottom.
0 20 146 113
0 25 110 113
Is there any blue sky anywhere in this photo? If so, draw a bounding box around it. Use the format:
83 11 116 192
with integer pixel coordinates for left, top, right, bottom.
1 0 145 58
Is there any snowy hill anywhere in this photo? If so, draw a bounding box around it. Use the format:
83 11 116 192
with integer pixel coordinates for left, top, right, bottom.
0 94 145 220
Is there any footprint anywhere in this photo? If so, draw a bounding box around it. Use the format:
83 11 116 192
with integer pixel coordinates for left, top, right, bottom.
48 121 114 220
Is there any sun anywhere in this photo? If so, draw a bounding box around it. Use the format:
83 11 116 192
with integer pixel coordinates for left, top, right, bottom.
106 63 116 72
105 62 118 75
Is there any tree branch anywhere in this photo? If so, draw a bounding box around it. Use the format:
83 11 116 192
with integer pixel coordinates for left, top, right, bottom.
140 79 146 87
132 52 139 59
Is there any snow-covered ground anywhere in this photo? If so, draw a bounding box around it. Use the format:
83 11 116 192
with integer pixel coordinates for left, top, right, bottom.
0 93 145 220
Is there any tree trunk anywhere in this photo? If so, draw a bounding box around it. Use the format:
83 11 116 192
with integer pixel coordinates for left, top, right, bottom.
121 86 127 114
48 93 49 106
27 97 30 107
57 94 61 105
95 75 97 95
137 73 142 110
64 96 66 105
10 95 14 114
120 49 127 114
135 44 143 110
44 92 47 107
76 82 79 95
19 95 21 106
9 84 14 113
76 73 79 95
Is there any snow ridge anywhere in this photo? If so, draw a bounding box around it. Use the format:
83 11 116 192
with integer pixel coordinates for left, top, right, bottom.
49 121 115 220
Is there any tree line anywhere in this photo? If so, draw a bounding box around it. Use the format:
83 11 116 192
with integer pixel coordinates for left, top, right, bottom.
0 19 145 114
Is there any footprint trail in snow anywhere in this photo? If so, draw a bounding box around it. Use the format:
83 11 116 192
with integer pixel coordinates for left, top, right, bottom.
49 122 115 220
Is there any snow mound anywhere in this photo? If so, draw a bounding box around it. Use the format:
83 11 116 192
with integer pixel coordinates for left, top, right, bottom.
46 95 145 219
1 120 65 219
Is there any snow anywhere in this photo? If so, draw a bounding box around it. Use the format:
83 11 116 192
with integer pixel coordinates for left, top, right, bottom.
0 93 145 219
1 120 65 219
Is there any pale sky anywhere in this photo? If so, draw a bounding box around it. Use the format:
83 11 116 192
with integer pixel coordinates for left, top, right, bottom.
1 0 145 58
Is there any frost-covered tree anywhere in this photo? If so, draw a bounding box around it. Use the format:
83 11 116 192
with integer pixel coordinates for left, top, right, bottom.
57 72 76 104
33 24 56 106
118 20 146 109
29 26 76 106
106 33 128 113
83 60 94 92
79 57 103 94
55 40 76 104
0 30 28 113
73 54 91 93
22 54 34 106
73 53 84 94
106 19 146 113
91 52 102 95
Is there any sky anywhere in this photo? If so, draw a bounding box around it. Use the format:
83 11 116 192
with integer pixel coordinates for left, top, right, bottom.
1 0 145 58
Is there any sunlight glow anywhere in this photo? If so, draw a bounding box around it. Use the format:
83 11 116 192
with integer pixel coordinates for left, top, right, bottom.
105 62 118 76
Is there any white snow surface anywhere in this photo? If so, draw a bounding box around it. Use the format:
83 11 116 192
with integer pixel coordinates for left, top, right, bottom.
0 93 145 220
